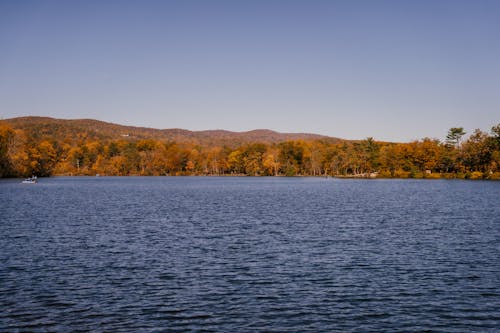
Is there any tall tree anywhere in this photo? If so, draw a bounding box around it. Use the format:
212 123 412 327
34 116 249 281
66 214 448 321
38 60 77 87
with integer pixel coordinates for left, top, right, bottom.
446 127 466 148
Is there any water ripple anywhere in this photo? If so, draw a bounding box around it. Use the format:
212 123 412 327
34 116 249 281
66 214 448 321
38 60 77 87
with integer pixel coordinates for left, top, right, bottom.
1 177 499 332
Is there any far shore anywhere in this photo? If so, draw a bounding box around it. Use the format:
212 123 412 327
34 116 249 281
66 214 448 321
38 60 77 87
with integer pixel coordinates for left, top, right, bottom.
9 171 500 181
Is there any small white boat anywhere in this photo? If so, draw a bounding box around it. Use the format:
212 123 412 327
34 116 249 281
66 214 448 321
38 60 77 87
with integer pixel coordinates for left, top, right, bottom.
22 176 37 184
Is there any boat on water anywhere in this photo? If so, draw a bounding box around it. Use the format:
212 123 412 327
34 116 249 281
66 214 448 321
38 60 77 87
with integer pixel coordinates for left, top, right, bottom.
21 176 37 184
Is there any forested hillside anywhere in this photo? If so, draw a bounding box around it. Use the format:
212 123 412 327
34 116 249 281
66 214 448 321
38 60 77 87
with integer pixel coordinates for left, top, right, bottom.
4 117 335 147
1 117 499 179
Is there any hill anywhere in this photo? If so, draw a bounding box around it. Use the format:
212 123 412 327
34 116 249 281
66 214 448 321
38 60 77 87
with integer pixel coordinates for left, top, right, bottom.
4 116 341 147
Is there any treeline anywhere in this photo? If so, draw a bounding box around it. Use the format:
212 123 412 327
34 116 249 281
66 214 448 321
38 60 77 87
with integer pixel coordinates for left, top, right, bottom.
1 122 499 179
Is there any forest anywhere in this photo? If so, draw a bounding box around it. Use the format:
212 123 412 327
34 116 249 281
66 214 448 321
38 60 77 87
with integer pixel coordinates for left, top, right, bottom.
1 117 499 179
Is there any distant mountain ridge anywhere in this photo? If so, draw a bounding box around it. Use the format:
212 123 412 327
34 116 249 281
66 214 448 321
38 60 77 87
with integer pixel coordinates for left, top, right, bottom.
4 116 342 146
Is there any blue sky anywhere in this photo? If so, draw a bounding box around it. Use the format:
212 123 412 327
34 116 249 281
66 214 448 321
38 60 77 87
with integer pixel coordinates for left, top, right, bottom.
1 0 499 142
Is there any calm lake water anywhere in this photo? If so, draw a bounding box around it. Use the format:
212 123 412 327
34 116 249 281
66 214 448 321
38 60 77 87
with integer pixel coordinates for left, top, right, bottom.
1 177 499 332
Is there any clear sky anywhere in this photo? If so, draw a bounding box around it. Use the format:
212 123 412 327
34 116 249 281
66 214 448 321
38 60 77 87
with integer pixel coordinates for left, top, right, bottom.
1 0 499 142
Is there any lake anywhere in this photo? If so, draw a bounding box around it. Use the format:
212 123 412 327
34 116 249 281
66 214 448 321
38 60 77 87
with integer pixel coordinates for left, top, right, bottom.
1 177 499 332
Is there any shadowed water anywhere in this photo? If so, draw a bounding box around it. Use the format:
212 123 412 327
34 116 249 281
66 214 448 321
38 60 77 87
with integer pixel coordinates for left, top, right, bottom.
1 177 499 332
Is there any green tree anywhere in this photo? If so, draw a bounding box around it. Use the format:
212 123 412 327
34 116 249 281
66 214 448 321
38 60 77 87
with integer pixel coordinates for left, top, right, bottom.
361 137 380 172
491 124 500 150
278 141 304 176
446 127 466 148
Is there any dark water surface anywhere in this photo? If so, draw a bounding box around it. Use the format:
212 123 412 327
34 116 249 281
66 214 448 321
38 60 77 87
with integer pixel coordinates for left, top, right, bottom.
1 177 499 332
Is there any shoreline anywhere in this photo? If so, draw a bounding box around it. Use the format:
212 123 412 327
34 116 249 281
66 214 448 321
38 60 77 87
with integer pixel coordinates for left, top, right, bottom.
5 172 500 180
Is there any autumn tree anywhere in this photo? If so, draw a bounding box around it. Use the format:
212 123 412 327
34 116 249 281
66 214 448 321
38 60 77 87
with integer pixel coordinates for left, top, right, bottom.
228 149 244 174
205 146 227 175
263 147 280 176
242 143 266 176
6 129 31 176
325 143 349 175
461 129 492 173
0 123 14 177
304 141 325 176
379 144 401 177
410 139 438 173
29 140 57 176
